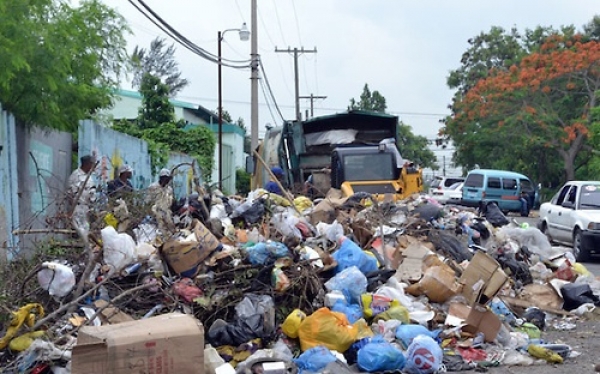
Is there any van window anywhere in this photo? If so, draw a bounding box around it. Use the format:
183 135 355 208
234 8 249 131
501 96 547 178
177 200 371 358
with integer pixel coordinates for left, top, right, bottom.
503 178 517 190
520 179 534 193
464 174 484 188
487 177 501 189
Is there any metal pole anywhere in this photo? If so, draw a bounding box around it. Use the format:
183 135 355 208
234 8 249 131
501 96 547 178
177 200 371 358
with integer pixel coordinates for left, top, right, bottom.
218 31 223 190
250 0 259 153
294 48 300 121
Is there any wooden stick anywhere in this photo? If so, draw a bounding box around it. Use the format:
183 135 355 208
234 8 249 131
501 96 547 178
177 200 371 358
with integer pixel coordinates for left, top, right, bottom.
12 229 76 236
252 150 300 214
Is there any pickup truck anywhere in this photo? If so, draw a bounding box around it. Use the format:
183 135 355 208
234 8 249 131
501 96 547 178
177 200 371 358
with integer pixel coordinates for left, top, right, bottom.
538 180 600 262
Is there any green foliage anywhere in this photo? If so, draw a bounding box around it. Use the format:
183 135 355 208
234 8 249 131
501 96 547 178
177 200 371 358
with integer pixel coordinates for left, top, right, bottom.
397 122 438 170
349 84 387 112
236 168 251 195
131 37 189 96
113 74 215 176
0 0 129 131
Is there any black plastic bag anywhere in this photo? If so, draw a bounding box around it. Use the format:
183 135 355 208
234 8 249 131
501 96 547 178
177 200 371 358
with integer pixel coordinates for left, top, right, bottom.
497 255 533 286
428 230 473 263
207 314 265 346
413 203 443 222
241 200 265 224
560 283 600 311
481 201 509 227
522 307 546 330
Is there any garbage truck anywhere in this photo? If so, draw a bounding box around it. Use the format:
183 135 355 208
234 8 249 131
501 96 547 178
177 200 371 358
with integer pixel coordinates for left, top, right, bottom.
252 110 423 200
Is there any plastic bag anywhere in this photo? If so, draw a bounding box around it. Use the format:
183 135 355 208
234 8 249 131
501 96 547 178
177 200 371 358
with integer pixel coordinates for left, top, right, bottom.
293 346 337 374
357 340 405 372
37 262 75 297
282 309 306 338
207 314 265 347
404 335 443 374
297 308 359 352
101 226 136 275
361 294 400 319
325 266 368 304
245 241 290 265
373 306 410 324
235 294 275 334
560 283 600 311
396 325 440 349
332 300 363 324
333 236 378 274
271 213 301 239
316 220 344 243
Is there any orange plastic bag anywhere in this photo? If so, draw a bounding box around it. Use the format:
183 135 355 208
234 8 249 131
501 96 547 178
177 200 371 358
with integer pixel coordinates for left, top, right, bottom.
297 307 359 352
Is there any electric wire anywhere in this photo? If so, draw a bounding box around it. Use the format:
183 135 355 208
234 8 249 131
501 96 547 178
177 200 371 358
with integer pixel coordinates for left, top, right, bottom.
259 77 280 126
127 0 250 69
290 0 311 95
259 58 286 121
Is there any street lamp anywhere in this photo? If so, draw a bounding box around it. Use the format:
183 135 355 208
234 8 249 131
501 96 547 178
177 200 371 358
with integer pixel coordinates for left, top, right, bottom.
218 23 250 191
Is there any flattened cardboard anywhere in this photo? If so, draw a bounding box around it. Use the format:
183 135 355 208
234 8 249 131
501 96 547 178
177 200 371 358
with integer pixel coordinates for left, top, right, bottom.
72 313 204 374
459 252 508 305
447 303 501 343
93 300 134 324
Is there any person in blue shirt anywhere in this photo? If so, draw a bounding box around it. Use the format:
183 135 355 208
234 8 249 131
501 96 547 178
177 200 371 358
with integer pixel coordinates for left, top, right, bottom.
265 166 285 195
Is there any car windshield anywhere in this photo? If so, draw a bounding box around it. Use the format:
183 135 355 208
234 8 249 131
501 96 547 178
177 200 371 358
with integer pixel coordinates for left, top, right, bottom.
343 153 394 181
579 184 600 209
448 182 463 190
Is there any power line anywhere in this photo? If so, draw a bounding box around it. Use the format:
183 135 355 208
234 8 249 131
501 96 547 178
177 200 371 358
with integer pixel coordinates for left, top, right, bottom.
127 0 250 69
259 58 286 122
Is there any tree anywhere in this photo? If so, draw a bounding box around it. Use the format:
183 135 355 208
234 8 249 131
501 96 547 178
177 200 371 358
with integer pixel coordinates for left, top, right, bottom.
447 36 600 181
397 122 438 170
131 37 189 96
0 0 129 131
114 74 215 176
349 84 387 112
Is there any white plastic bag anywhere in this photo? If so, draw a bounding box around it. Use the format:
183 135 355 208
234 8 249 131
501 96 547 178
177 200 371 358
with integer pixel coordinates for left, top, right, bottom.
316 220 344 243
37 262 75 297
101 226 136 276
271 213 301 239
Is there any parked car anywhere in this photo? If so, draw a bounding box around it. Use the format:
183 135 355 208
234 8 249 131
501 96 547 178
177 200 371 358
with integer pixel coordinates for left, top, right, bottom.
461 169 538 214
538 181 600 262
431 182 463 204
428 176 464 195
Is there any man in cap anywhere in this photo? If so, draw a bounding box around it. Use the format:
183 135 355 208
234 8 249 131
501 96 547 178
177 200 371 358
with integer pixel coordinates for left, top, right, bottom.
265 166 286 196
107 165 134 196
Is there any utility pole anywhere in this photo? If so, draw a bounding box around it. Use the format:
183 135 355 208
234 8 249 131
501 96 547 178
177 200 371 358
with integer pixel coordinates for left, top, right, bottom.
250 0 259 153
275 47 317 121
299 94 327 119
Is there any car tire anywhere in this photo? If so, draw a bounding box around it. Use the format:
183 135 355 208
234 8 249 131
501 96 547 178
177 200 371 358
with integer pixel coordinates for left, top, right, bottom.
573 228 591 263
540 221 556 245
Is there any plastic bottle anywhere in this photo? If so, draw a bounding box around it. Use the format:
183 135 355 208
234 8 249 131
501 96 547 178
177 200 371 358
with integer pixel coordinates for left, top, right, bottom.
204 345 225 374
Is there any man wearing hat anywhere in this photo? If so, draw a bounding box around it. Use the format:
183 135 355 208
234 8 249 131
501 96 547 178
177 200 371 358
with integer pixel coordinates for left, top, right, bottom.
265 166 286 196
148 168 175 231
107 165 134 196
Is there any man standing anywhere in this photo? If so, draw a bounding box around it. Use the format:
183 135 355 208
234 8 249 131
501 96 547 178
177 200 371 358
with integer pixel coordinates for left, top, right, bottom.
265 167 286 195
148 168 175 232
67 155 96 243
107 165 134 196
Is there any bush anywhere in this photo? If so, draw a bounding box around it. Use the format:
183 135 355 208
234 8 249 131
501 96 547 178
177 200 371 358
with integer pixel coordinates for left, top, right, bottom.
236 168 251 195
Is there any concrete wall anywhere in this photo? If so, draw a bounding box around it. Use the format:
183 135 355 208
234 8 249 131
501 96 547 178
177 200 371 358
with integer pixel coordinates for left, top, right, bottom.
0 107 19 261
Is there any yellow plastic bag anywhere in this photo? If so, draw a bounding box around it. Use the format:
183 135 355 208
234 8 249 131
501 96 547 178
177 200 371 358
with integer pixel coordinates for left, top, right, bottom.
373 305 410 324
282 309 306 338
297 308 359 352
0 303 44 350
572 262 592 277
527 344 563 364
294 196 313 212
104 213 118 229
361 294 400 319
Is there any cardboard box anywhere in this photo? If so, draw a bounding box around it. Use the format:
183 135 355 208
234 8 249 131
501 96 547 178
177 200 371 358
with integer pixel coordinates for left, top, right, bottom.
394 243 432 282
417 265 462 303
459 252 508 305
447 303 501 343
72 313 204 374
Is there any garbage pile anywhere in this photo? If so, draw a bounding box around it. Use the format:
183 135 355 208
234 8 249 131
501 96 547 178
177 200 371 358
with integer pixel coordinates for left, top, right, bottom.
1 187 600 374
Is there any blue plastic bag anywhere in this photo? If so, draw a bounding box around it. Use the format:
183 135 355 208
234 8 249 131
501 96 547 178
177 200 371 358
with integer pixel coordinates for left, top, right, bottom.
357 340 406 372
333 237 378 274
396 324 441 349
404 335 443 374
293 346 337 374
331 300 363 324
324 266 368 304
245 241 290 265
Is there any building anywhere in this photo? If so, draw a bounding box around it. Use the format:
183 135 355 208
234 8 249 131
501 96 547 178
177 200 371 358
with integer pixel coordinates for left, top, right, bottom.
103 89 246 194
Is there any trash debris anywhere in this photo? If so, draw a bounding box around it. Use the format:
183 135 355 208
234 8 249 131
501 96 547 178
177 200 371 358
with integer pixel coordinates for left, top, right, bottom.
0 183 595 373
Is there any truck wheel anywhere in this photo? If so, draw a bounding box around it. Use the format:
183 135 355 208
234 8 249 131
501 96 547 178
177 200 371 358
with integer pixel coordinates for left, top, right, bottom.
573 228 590 262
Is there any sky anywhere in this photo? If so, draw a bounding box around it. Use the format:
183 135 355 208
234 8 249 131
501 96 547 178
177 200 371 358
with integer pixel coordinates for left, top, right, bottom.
98 0 599 174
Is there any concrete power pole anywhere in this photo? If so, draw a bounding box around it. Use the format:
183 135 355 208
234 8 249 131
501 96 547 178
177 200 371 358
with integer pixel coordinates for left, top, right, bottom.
275 47 317 121
250 0 259 153
299 94 327 119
